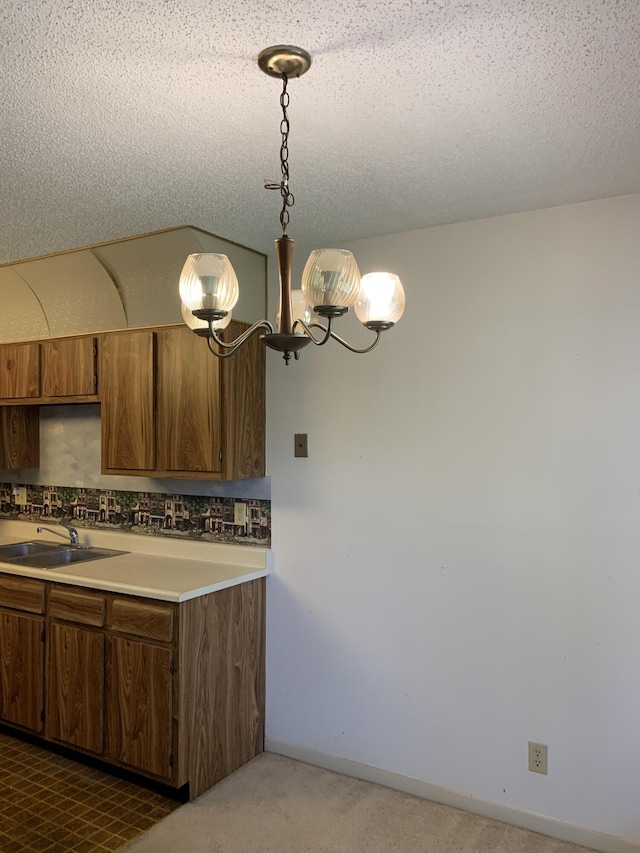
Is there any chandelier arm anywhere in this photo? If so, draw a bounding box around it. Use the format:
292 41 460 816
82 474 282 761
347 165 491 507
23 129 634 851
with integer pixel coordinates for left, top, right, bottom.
328 328 383 354
304 318 383 354
206 320 274 359
293 317 334 346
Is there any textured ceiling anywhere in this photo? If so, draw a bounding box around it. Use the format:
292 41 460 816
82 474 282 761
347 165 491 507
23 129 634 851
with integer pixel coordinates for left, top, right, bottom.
1 0 639 264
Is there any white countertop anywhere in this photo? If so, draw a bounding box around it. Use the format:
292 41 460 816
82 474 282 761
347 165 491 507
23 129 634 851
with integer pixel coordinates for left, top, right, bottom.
0 520 270 602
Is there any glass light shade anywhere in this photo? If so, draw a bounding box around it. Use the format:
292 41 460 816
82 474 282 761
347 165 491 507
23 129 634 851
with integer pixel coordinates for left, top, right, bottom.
179 253 239 314
181 301 232 332
301 249 361 309
274 289 315 328
354 272 405 325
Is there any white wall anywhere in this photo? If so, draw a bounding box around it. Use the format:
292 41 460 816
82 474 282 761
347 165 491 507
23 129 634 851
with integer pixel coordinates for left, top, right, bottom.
265 193 640 843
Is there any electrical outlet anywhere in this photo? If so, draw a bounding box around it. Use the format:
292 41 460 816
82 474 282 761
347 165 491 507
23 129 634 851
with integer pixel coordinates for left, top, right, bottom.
528 741 548 775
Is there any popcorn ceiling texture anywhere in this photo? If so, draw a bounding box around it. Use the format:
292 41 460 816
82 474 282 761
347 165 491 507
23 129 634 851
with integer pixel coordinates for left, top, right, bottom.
1 0 639 265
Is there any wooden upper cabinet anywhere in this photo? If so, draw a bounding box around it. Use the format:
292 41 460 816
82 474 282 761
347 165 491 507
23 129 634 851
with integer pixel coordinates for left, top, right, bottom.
0 321 265 479
41 336 97 398
101 330 155 472
100 322 265 479
0 342 40 399
156 325 222 473
0 336 98 405
0 406 39 469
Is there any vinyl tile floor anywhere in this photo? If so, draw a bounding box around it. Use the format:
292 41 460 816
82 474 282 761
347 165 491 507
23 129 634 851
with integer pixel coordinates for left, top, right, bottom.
0 730 179 852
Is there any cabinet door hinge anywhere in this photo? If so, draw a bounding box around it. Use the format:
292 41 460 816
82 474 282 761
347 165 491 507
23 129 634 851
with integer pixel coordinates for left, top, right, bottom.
40 709 44 722
93 373 98 386
93 344 98 357
169 752 174 767
219 449 223 463
170 659 175 675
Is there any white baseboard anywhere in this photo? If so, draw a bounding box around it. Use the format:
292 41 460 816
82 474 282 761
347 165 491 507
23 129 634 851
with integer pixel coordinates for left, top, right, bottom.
265 738 640 853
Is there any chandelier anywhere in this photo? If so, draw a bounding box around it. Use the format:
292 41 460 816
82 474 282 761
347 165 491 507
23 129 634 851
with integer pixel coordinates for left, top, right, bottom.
179 45 405 365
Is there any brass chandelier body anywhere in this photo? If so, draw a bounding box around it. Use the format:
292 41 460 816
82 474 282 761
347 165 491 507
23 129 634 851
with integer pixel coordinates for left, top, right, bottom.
179 46 405 365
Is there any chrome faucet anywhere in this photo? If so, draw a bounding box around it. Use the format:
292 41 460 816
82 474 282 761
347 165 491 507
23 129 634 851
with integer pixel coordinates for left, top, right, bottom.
36 519 79 546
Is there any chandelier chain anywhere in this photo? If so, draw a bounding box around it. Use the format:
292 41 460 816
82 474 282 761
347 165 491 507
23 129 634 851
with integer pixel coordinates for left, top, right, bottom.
265 73 295 236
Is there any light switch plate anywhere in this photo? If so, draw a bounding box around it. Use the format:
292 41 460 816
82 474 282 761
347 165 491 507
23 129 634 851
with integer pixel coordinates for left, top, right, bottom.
294 434 308 457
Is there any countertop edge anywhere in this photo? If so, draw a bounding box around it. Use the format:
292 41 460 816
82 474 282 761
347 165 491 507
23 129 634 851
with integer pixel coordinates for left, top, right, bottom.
0 560 269 602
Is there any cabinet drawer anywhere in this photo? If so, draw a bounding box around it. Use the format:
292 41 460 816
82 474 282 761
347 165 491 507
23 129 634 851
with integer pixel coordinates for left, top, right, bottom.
0 575 45 614
49 587 106 627
110 599 174 642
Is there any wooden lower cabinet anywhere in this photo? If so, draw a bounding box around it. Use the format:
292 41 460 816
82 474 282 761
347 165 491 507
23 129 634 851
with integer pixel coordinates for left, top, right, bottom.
46 622 105 754
0 610 44 732
0 573 265 800
108 636 173 779
0 575 45 734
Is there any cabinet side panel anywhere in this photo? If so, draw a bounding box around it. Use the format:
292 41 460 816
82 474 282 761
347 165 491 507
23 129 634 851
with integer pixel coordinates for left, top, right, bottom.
179 578 265 799
0 406 39 469
222 321 265 479
47 623 105 754
101 331 155 471
0 611 44 732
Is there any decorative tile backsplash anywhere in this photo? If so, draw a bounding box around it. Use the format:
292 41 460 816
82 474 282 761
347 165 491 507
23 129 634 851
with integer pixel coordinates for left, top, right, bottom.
0 482 270 547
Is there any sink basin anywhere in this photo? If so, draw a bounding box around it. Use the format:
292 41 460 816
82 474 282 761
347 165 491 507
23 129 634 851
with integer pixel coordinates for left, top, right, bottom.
0 540 68 560
1 543 129 569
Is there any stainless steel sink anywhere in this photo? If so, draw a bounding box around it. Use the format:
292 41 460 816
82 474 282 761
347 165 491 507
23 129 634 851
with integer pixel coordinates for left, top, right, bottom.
0 540 68 560
0 541 129 569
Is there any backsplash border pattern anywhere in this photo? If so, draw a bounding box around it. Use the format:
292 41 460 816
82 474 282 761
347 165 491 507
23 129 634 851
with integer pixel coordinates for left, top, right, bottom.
0 482 270 547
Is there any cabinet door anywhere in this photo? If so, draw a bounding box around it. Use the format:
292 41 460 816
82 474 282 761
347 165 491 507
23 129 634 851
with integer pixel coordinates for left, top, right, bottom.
0 406 39 469
156 325 222 473
108 636 173 778
101 330 155 471
0 610 44 732
0 342 40 399
41 336 97 398
47 622 105 754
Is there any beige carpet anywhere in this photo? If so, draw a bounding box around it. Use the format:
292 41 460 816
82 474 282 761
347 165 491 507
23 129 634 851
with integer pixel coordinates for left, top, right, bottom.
121 753 596 853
